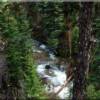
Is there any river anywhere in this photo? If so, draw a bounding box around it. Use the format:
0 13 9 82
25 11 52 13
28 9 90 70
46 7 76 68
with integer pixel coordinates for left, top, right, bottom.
32 40 73 99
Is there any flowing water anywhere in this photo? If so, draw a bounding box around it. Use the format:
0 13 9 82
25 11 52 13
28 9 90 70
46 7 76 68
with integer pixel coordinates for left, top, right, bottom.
33 40 73 99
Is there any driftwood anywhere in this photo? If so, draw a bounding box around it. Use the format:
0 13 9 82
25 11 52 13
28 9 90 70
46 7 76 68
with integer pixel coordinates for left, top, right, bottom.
51 75 73 97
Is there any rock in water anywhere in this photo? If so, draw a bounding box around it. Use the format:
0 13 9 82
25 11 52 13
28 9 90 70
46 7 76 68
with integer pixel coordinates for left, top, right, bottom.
49 53 56 60
39 44 46 50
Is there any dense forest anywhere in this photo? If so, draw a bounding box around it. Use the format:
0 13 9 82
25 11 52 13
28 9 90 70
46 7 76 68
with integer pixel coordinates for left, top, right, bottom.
0 1 100 100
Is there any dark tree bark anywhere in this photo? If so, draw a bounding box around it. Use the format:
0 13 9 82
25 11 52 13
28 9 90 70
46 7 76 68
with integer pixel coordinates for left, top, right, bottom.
0 36 8 99
57 3 72 58
72 3 94 100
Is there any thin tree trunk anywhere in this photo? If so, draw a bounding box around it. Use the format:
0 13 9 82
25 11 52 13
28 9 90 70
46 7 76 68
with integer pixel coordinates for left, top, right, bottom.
24 3 47 44
0 36 8 99
72 3 94 100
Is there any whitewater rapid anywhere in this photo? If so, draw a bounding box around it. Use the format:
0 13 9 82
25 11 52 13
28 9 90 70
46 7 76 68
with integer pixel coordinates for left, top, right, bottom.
36 64 72 99
33 40 72 99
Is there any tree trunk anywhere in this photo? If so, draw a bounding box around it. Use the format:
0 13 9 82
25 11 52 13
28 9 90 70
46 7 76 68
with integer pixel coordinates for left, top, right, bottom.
25 3 47 44
0 36 8 99
72 3 94 100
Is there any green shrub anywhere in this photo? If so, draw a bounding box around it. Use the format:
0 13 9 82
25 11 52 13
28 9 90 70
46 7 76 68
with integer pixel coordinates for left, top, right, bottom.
87 84 100 100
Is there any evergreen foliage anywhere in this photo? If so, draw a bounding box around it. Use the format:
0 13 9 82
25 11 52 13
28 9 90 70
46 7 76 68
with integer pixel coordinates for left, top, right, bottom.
0 3 46 99
0 2 99 100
